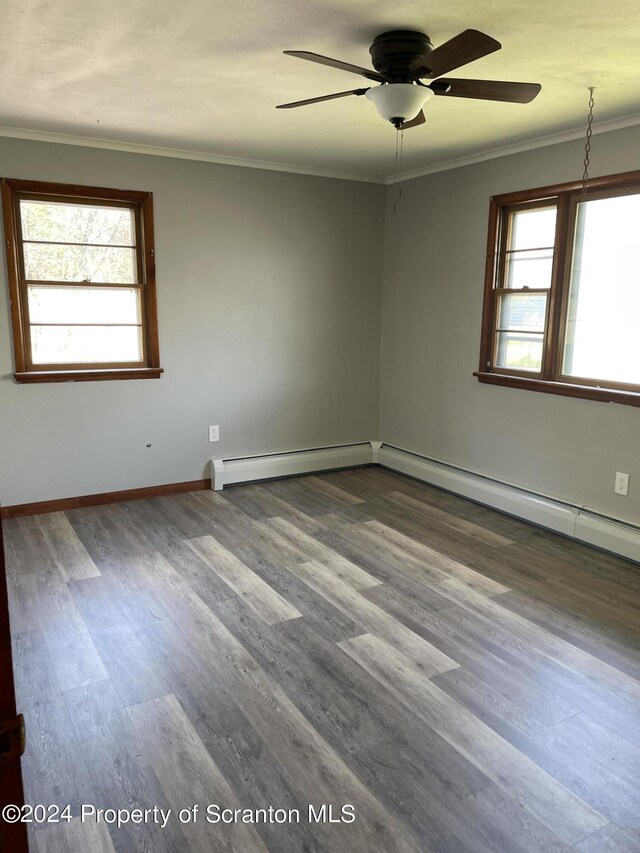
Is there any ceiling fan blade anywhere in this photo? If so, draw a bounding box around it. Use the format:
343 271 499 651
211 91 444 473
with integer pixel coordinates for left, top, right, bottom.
410 30 501 78
276 88 369 109
284 51 385 82
431 78 541 103
401 110 426 130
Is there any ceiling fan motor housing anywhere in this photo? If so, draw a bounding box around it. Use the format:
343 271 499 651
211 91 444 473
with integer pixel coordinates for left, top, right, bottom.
369 30 433 82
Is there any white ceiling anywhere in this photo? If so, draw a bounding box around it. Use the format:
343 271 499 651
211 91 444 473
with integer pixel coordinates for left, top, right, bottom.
1 0 639 182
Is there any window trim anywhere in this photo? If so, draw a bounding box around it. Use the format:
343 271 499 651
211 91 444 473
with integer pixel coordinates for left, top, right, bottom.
1 178 162 383
476 169 640 407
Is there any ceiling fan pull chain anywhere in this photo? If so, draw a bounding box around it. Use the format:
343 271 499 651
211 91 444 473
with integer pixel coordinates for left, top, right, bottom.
393 129 406 214
394 128 400 213
399 129 405 204
581 87 595 204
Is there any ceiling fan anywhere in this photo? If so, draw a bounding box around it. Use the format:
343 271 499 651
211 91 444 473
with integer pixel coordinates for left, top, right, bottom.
277 29 541 129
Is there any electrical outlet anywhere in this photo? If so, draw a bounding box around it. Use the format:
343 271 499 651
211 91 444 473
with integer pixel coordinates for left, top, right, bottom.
208 425 219 443
614 472 629 496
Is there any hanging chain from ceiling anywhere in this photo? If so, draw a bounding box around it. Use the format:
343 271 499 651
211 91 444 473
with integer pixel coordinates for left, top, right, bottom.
581 87 596 204
393 128 405 214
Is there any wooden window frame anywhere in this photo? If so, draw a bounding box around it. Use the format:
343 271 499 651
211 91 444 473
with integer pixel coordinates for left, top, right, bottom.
476 169 640 407
1 178 162 383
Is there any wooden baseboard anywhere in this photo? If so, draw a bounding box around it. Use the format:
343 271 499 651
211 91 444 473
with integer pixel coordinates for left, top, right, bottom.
1 479 211 519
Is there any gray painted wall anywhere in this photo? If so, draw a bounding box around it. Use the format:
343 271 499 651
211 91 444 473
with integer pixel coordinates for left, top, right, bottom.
0 138 385 505
380 125 640 525
3 125 639 521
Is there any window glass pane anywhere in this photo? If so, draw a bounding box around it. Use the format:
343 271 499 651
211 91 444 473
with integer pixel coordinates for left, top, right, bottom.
24 243 137 283
20 201 135 246
563 194 640 385
28 286 141 325
495 332 543 371
30 326 143 364
510 206 556 250
506 249 553 290
498 292 547 332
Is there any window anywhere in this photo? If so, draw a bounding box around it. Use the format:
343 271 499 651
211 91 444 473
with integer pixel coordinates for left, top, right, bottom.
1 178 162 383
477 170 640 406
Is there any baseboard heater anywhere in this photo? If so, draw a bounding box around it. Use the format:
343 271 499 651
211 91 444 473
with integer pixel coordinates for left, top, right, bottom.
211 441 640 563
210 442 379 491
378 444 640 564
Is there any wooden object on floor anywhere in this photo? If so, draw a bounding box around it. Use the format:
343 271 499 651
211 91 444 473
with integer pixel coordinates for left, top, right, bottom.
0 511 29 852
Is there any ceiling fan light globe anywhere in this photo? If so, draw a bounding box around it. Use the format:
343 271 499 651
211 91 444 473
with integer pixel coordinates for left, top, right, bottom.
365 83 433 123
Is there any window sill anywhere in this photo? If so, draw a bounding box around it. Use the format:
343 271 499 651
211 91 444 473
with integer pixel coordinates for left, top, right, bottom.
14 367 164 384
474 371 640 407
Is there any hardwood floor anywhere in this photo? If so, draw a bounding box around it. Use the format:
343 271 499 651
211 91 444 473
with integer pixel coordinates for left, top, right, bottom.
4 467 640 853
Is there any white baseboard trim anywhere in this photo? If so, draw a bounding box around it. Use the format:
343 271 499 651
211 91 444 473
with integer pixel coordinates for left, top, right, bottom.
210 442 375 491
379 445 640 563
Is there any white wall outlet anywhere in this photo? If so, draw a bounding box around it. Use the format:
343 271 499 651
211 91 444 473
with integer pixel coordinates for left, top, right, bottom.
614 472 629 496
208 425 219 443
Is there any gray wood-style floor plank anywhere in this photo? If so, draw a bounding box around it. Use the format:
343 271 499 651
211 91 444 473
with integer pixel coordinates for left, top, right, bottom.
11 628 93 814
7 516 108 691
132 551 424 852
449 610 640 751
574 823 640 852
68 575 170 707
288 559 459 677
263 516 383 589
36 512 101 582
137 611 334 853
551 712 640 795
432 579 640 709
455 784 573 853
185 534 302 625
222 483 328 532
320 513 510 598
385 490 515 547
5 466 639 853
62 679 186 853
362 582 579 726
216 594 491 803
35 817 117 853
357 519 512 596
128 693 269 853
432 665 640 834
495 589 640 681
303 475 367 506
337 632 608 845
